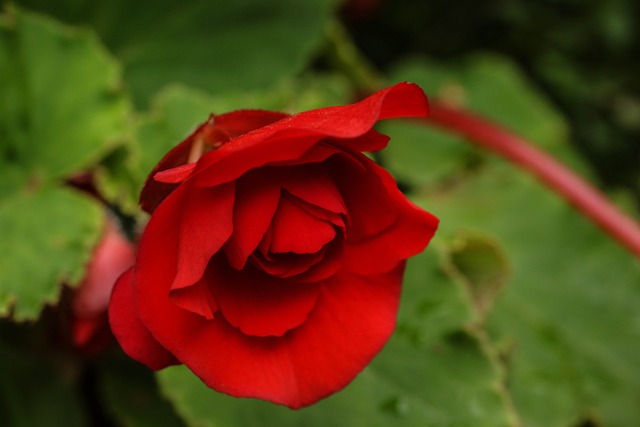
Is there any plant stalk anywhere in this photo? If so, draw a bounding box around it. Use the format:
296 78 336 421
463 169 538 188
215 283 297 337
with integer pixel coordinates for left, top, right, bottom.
424 103 640 258
326 20 640 258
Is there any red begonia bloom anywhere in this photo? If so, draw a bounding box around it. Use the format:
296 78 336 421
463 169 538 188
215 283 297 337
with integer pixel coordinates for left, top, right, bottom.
108 82 439 408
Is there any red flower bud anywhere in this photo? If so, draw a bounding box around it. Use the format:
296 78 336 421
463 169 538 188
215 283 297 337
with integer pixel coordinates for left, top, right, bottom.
72 217 135 354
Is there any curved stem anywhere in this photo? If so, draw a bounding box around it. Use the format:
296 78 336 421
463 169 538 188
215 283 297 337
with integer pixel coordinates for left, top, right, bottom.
423 102 640 258
324 20 640 258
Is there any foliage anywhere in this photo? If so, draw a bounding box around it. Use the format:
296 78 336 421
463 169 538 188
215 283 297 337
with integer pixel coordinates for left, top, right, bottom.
1 1 638 426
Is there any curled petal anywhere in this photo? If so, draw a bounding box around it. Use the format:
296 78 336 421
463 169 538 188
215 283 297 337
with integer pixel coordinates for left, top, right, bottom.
210 109 289 139
108 268 178 370
210 257 322 337
251 244 329 278
223 173 281 270
268 194 336 255
325 152 440 274
328 153 398 239
195 134 326 188
141 110 288 212
267 82 427 140
169 270 220 320
342 205 437 274
326 128 390 153
170 182 235 293
154 163 197 184
194 82 429 189
293 198 346 230
279 164 347 214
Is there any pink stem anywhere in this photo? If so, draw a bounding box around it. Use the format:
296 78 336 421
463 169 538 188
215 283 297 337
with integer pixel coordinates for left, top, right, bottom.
422 102 640 258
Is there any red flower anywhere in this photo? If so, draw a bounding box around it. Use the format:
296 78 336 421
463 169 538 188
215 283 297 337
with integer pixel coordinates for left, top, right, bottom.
108 83 438 408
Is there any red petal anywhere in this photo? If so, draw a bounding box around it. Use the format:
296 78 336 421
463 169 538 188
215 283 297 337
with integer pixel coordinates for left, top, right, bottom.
223 173 281 270
169 268 220 320
292 238 345 283
326 128 391 153
154 163 197 184
328 153 398 239
378 81 429 119
169 182 235 293
223 162 347 270
212 109 289 138
266 82 427 140
293 198 345 229
274 266 404 408
141 110 288 213
195 134 326 188
342 182 439 274
269 194 336 254
269 141 340 168
194 83 428 189
139 127 198 214
328 151 439 274
108 268 178 370
209 257 322 337
280 164 347 214
250 245 329 278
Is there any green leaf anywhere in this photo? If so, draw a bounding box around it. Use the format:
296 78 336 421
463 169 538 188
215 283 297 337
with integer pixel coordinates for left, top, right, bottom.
0 7 130 186
0 8 133 320
396 247 475 345
419 162 640 427
15 0 340 105
0 186 103 320
157 249 518 427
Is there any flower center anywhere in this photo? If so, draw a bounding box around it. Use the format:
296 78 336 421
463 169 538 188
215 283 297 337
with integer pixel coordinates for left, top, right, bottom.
248 192 345 279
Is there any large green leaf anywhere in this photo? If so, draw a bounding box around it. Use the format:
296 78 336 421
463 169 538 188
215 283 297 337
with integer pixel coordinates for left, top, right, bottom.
0 7 130 186
157 248 518 427
0 186 103 320
383 56 640 426
418 162 640 427
15 0 339 105
0 8 130 320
